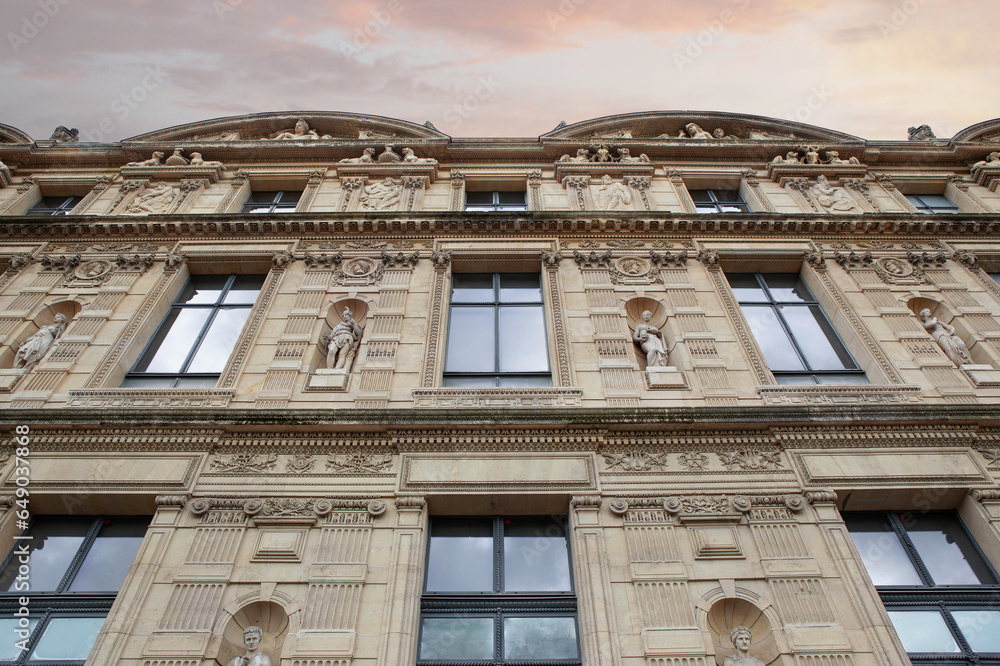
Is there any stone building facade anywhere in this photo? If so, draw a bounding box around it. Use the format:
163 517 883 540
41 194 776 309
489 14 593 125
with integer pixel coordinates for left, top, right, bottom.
1 111 1000 665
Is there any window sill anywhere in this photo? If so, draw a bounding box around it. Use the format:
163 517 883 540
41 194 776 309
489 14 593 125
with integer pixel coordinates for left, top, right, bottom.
67 387 235 409
758 384 922 405
412 386 583 408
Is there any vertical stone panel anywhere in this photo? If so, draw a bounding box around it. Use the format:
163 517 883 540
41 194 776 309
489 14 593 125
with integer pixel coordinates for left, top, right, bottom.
751 523 808 559
769 578 837 624
316 527 371 564
185 527 243 564
634 582 695 628
158 583 225 631
625 525 679 562
301 583 363 630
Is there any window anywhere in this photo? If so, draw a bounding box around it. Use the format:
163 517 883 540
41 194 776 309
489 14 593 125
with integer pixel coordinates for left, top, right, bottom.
443 273 550 387
465 191 527 212
728 273 866 385
846 512 1000 664
419 516 579 665
25 196 83 216
690 189 750 213
0 515 149 665
123 274 266 388
240 190 300 213
906 194 960 214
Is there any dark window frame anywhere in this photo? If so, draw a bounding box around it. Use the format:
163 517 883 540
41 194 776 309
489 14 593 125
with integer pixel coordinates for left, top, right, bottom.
906 193 961 214
689 188 751 213
240 190 301 214
25 196 83 216
418 516 580 666
845 511 1000 665
464 190 528 212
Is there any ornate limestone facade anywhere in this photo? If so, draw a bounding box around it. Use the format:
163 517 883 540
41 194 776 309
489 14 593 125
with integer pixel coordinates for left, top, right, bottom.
1 110 1000 665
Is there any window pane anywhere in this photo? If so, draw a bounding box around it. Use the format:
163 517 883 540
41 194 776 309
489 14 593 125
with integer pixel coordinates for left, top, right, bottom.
443 375 497 387
465 191 493 206
0 617 38 660
845 515 922 586
718 203 748 212
905 513 996 585
419 617 494 660
276 190 300 206
503 616 579 660
774 374 817 385
497 191 526 205
499 306 548 373
762 274 812 302
503 517 571 592
917 194 953 208
780 305 857 370
222 274 265 304
728 274 768 302
741 305 805 371
695 205 720 214
425 518 493 592
451 273 494 303
29 616 106 661
953 610 1000 652
886 610 960 653
1 517 91 592
712 190 743 202
688 190 712 202
186 308 252 374
177 275 227 304
499 273 541 303
68 518 147 592
445 307 495 373
497 375 552 387
136 308 211 373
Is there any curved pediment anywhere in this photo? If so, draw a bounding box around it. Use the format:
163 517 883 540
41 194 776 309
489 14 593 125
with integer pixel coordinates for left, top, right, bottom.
125 111 451 143
541 111 863 142
952 118 1000 143
0 123 33 144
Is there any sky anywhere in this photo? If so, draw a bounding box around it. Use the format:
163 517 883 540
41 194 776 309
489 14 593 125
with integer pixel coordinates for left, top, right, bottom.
1 0 997 142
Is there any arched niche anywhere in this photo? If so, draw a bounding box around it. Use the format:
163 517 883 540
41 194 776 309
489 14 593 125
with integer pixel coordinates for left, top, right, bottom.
706 597 779 666
623 296 670 370
903 294 987 366
307 297 372 371
1 300 82 369
216 600 289 666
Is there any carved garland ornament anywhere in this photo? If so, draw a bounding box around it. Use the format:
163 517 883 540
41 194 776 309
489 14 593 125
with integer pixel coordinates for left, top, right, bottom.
602 450 669 472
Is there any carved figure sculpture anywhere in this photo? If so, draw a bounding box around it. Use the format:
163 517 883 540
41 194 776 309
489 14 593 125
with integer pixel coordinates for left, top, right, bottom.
617 148 651 163
678 123 713 139
377 145 401 163
632 310 667 367
810 175 858 213
226 626 271 666
14 314 67 369
824 150 861 165
908 124 936 141
920 308 972 366
401 147 434 163
268 118 329 140
126 183 177 214
559 148 590 163
164 148 189 166
126 151 164 167
49 126 79 143
323 307 364 371
339 147 376 164
723 626 764 666
972 151 1000 169
188 152 223 167
359 177 402 210
590 145 613 162
772 150 800 165
595 175 631 210
802 146 820 164
712 128 738 140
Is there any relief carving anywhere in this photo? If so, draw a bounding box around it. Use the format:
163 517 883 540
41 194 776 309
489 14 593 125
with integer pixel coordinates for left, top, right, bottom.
209 453 278 474
125 183 177 215
359 177 402 210
326 452 393 474
810 175 859 213
717 447 783 471
677 451 710 471
602 450 669 472
14 314 67 369
594 174 632 210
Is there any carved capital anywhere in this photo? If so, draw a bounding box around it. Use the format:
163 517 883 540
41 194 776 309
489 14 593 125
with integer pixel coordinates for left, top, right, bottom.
430 250 451 269
541 250 563 268
271 251 293 270
804 251 826 269
115 253 156 273
395 496 426 510
947 174 970 191
570 495 602 510
573 249 612 269
562 176 590 189
804 490 838 504
450 171 465 187
834 250 873 270
164 253 187 271
527 169 542 186
380 250 420 269
304 251 342 270
40 254 81 272
907 251 947 269
953 250 978 268
340 176 365 191
16 176 38 193
7 253 35 272
740 169 759 186
971 489 1000 503
649 249 688 268
624 175 650 190
697 249 720 267
156 495 188 507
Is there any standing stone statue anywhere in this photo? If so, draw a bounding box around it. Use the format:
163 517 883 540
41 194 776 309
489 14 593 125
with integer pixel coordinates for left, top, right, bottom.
723 626 764 666
14 314 67 369
632 310 667 367
323 307 363 371
227 626 271 666
920 308 972 366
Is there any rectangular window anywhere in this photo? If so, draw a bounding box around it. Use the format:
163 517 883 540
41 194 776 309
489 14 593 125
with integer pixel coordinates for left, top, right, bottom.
123 274 266 388
26 196 83 216
419 516 579 665
689 189 750 213
465 191 527 212
240 190 301 213
443 273 550 387
728 273 866 385
845 511 1000 663
0 515 149 665
906 194 960 214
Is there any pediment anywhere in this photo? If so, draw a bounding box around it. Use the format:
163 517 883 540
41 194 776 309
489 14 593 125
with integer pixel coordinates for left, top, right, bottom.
952 118 1000 143
125 111 450 143
0 123 33 144
541 111 863 143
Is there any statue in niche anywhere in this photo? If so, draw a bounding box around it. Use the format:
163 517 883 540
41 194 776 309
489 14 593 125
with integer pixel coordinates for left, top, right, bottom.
164 147 189 166
359 177 402 210
14 314 67 369
617 148 651 163
126 183 177 214
972 151 1000 169
559 148 590 163
339 147 376 164
126 151 164 167
323 307 364 371
824 150 861 165
189 152 223 167
594 174 631 210
724 626 764 666
771 150 801 165
267 118 331 140
226 625 271 666
677 123 713 139
810 175 858 213
920 308 972 366
632 310 667 367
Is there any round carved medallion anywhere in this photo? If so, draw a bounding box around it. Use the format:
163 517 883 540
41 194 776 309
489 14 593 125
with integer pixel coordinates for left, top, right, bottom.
74 260 112 280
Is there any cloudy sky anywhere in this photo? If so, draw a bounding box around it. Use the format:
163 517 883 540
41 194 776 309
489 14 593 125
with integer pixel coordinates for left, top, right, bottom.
1 0 996 141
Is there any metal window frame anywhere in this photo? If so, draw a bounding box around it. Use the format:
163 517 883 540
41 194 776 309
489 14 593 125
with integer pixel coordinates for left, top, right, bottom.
443 273 551 387
464 190 528 212
689 188 750 213
418 516 580 666
730 272 865 384
239 189 301 214
25 196 83 216
905 193 961 215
